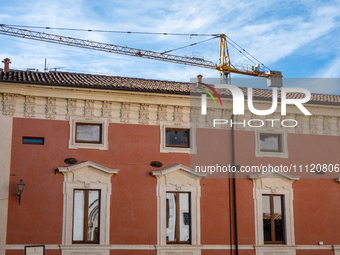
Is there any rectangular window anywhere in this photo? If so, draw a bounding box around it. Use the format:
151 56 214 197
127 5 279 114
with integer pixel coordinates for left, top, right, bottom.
166 192 191 244
166 128 190 148
260 134 281 152
73 189 100 243
263 195 285 244
23 137 44 145
75 123 102 144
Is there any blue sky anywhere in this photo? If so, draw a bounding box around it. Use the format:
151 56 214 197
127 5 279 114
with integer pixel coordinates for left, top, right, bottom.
1 0 340 94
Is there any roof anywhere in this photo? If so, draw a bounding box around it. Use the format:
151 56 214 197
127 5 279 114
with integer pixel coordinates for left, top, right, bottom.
1 70 340 106
0 70 189 94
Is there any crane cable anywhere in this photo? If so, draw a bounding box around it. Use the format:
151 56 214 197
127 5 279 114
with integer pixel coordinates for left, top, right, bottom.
225 35 270 71
162 36 220 54
1 24 270 70
0 24 221 37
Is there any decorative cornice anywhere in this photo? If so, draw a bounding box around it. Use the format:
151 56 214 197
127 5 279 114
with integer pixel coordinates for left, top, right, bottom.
157 105 167 124
120 102 131 124
45 97 57 119
58 161 119 175
248 170 300 182
84 100 95 120
139 103 149 124
2 93 16 116
101 101 113 120
1 92 340 136
24 96 35 118
151 163 207 179
66 98 77 120
173 106 183 125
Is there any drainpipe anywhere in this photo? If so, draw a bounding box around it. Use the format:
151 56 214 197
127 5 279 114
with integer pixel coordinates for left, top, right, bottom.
231 114 239 255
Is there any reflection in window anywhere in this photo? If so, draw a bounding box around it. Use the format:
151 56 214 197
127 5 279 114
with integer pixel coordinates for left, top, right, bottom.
166 129 190 148
73 190 100 243
75 124 102 144
166 192 190 244
260 134 281 152
263 195 285 244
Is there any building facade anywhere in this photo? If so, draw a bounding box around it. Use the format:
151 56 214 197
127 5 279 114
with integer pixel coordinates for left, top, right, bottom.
1 65 340 255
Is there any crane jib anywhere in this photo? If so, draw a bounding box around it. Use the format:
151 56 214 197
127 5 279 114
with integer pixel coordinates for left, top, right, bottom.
0 25 283 84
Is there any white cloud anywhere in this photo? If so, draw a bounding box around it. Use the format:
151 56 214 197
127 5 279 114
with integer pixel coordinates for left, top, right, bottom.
1 0 340 90
315 56 340 78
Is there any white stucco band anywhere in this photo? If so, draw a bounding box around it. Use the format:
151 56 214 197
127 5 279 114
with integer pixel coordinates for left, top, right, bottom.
152 164 207 255
0 115 13 255
1 86 340 136
58 161 119 255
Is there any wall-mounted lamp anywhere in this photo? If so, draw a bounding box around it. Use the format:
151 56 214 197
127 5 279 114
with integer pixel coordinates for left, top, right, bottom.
17 179 25 205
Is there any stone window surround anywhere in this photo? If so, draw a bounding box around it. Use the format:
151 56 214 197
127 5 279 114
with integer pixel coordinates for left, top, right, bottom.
255 128 288 158
58 161 119 255
248 171 300 255
152 164 206 255
160 122 197 154
69 117 109 150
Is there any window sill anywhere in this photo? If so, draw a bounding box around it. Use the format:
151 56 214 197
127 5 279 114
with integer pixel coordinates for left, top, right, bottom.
161 146 193 154
155 245 202 255
254 245 297 255
156 244 203 249
62 244 105 247
69 142 108 150
254 245 297 249
256 151 288 158
60 244 111 255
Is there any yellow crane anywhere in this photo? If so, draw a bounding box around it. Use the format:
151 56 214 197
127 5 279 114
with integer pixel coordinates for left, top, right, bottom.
0 25 282 86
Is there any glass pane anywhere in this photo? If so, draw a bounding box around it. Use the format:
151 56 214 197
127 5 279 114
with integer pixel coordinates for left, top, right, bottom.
262 195 271 241
179 193 190 241
260 134 280 151
23 137 44 144
274 196 284 242
73 190 85 241
76 124 101 142
166 129 189 147
166 193 176 242
87 190 100 242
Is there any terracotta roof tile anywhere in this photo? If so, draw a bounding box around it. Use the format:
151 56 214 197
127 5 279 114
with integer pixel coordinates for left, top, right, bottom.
1 70 340 105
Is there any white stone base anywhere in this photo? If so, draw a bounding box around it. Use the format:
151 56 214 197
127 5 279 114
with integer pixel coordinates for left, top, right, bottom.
255 245 296 255
61 245 110 255
156 245 202 255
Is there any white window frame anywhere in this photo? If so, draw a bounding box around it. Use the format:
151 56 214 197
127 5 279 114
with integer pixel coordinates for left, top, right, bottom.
255 129 288 158
248 171 299 255
69 117 109 150
160 122 197 154
152 164 206 255
58 161 119 255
